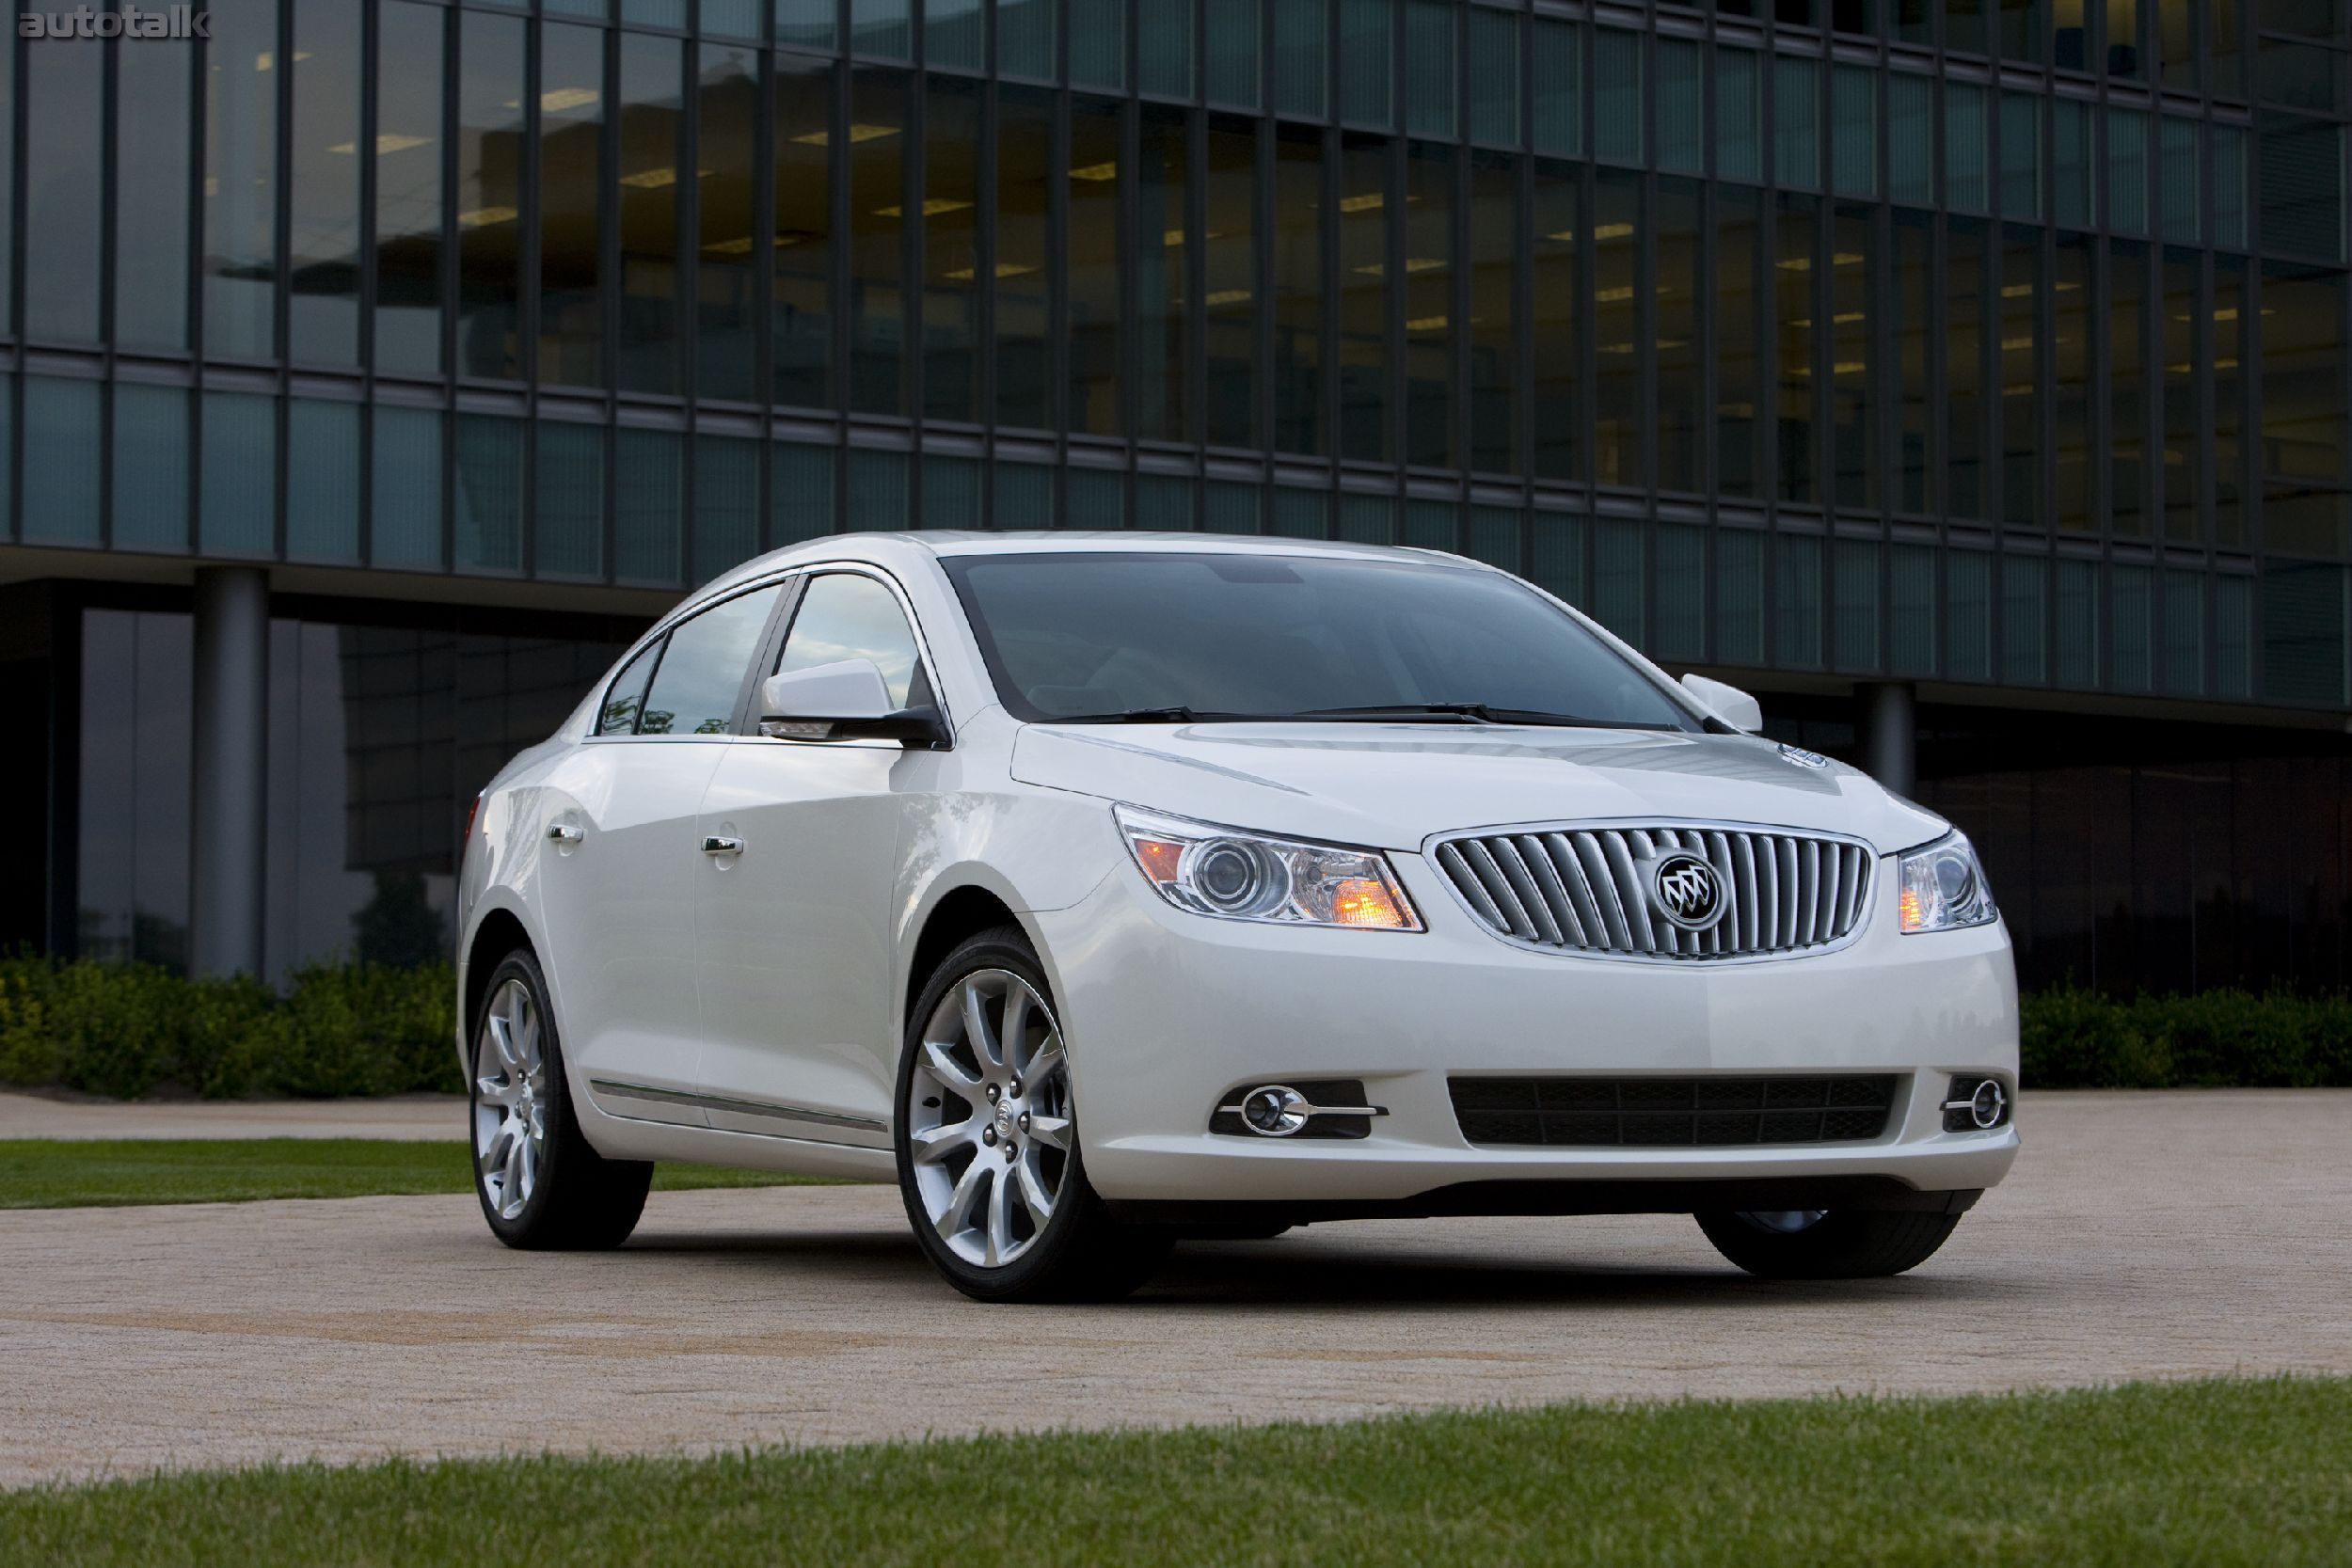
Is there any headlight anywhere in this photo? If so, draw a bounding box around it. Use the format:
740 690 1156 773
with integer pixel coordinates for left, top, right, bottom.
1114 806 1422 931
1896 831 1998 934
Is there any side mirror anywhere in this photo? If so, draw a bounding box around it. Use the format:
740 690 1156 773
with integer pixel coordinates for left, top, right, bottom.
1680 673 1764 734
758 659 948 748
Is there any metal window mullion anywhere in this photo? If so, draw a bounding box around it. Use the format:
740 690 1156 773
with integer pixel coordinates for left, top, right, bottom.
978 75 998 524
905 63 926 461
1252 113 1275 458
1188 105 1209 456
828 55 850 420
751 49 777 546
441 7 461 389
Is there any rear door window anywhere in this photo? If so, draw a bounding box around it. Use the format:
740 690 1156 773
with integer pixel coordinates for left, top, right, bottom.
635 585 786 736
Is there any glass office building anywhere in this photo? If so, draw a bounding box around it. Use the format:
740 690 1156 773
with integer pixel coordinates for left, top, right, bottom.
0 0 2347 990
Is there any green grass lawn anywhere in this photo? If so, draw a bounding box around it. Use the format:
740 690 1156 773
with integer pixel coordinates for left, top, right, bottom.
3 1377 2346 1565
0 1138 845 1209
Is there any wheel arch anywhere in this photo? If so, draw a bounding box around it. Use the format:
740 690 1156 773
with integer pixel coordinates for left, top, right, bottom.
462 904 537 1048
902 883 1035 1028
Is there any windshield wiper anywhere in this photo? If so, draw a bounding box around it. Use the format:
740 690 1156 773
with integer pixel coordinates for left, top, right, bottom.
1048 705 1253 724
1294 704 1668 730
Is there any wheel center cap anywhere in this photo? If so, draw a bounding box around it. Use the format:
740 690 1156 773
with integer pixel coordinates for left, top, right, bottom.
994 1101 1017 1140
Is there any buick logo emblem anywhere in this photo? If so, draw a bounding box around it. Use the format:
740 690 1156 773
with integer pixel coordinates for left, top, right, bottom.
1649 852 1726 931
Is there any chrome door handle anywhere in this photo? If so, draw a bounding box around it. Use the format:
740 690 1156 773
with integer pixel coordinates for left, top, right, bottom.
548 824 582 844
702 835 746 856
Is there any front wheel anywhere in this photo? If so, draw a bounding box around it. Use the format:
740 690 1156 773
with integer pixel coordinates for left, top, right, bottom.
895 927 1170 1303
469 948 652 1250
1694 1207 1962 1279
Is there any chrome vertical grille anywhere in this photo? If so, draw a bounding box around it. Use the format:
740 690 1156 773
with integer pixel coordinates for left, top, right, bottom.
1431 823 1875 960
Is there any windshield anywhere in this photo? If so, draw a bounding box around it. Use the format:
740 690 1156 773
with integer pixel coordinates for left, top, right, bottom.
941 552 1701 731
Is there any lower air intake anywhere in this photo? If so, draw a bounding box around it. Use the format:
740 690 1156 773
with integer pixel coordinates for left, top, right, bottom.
1450 1075 1899 1148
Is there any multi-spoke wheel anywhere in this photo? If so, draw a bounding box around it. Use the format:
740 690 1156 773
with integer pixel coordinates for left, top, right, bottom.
1694 1206 1963 1279
895 927 1170 1302
467 947 652 1251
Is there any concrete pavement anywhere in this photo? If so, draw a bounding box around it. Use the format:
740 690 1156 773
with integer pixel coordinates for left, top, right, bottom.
2 1089 2346 1487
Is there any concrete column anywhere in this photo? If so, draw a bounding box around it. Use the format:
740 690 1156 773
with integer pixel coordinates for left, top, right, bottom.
191 566 270 977
1862 681 1917 799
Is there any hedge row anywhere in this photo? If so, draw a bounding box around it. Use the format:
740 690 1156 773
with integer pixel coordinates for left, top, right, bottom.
0 958 459 1101
2018 987 2352 1088
3 957 2349 1100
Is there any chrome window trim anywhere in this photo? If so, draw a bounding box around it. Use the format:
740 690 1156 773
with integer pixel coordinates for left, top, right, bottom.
1420 816 1883 965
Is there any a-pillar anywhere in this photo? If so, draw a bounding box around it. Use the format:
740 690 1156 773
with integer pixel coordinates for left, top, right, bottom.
191 566 270 977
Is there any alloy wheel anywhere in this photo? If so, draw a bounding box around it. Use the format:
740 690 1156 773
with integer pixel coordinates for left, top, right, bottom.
907 968 1073 1268
472 976 549 1222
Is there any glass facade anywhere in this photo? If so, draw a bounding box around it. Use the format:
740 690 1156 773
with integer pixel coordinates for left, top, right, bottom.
0 0 2348 984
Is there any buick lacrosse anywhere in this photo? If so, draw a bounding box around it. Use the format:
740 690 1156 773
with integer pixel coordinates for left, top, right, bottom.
458 532 2018 1301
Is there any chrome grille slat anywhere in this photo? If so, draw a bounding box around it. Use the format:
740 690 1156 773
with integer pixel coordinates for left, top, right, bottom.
1435 822 1874 962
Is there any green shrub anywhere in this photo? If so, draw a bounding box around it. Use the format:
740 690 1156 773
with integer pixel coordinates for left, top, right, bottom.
0 955 458 1101
2021 986 2352 1090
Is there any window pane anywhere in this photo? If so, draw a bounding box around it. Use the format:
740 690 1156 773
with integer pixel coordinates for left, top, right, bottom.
199 392 275 555
1718 48 1762 183
599 643 660 735
1341 0 1391 127
1069 97 1124 436
1888 72 1933 204
1532 510 1586 606
2262 266 2351 557
2111 565 2153 691
456 11 526 380
1072 0 1126 89
2000 92 2041 218
1835 539 1880 673
2002 554 2047 682
694 436 760 582
850 446 910 527
1137 108 1193 443
616 427 684 583
2157 0 2193 87
1774 194 1817 504
455 415 524 573
2108 0 2142 75
1275 0 1328 118
541 23 607 388
927 0 985 71
1891 542 1935 673
1832 66 1875 198
618 38 686 396
1337 135 1391 462
1531 161 1579 482
376 1 445 377
2215 255 2249 546
2258 116 2344 262
2109 242 2150 537
1208 0 1263 108
24 36 102 342
2052 98 2091 228
1719 188 1764 499
539 423 606 578
286 400 359 562
1777 533 1823 668
851 0 913 58
2156 117 2200 245
1659 40 1704 174
1468 7 1517 147
999 0 1056 76
1595 518 1643 647
1405 0 1455 138
995 459 1055 527
1946 81 1988 212
1137 474 1197 531
923 77 982 422
2215 575 2251 697
1274 126 1327 455
116 34 192 350
288 0 361 364
697 45 760 403
23 379 102 544
1140 0 1196 98
1946 549 1991 678
1404 143 1454 468
1658 180 1704 493
849 71 911 416
2162 569 2202 695
1999 0 2044 59
372 406 441 568
995 87 1055 429
1831 207 1875 510
1207 119 1263 450
2162 249 2201 543
2001 227 2042 526
114 387 192 554
1467 152 1517 475
1718 531 1765 663
1774 55 1819 192
2108 107 2149 236
1594 173 1643 488
643 585 784 736
205 0 278 357
1596 32 1644 166
1893 211 1933 513
1272 487 1329 539
1947 0 1988 53
1948 218 1988 517
2055 233 2093 531
2213 124 2249 249
2056 558 2096 686
774 442 836 543
777 576 922 708
1531 20 1581 157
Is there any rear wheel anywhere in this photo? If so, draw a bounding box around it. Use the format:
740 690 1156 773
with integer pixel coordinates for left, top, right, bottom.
1694 1207 1961 1279
470 948 652 1250
895 927 1170 1302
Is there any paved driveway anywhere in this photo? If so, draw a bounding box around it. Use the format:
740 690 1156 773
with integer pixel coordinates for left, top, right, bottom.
3 1089 2346 1488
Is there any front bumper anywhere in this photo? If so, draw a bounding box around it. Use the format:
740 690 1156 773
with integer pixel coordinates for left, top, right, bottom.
1030 847 2020 1212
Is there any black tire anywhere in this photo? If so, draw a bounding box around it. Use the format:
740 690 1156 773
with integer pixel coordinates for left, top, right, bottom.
895 926 1171 1303
469 947 653 1251
1693 1207 1961 1279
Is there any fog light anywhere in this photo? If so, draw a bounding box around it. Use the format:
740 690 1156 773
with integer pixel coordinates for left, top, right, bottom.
1942 1075 2010 1132
1239 1085 1310 1137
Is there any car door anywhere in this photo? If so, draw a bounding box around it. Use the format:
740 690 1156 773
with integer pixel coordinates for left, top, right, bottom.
535 581 787 1127
692 568 946 1147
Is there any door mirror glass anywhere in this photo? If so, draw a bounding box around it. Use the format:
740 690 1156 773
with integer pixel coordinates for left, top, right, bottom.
1680 673 1764 733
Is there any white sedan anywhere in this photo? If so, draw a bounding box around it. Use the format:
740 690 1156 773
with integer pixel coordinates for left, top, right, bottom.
457 532 2018 1302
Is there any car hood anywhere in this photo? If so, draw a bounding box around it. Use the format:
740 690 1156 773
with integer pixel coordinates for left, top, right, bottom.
1009 721 1948 855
